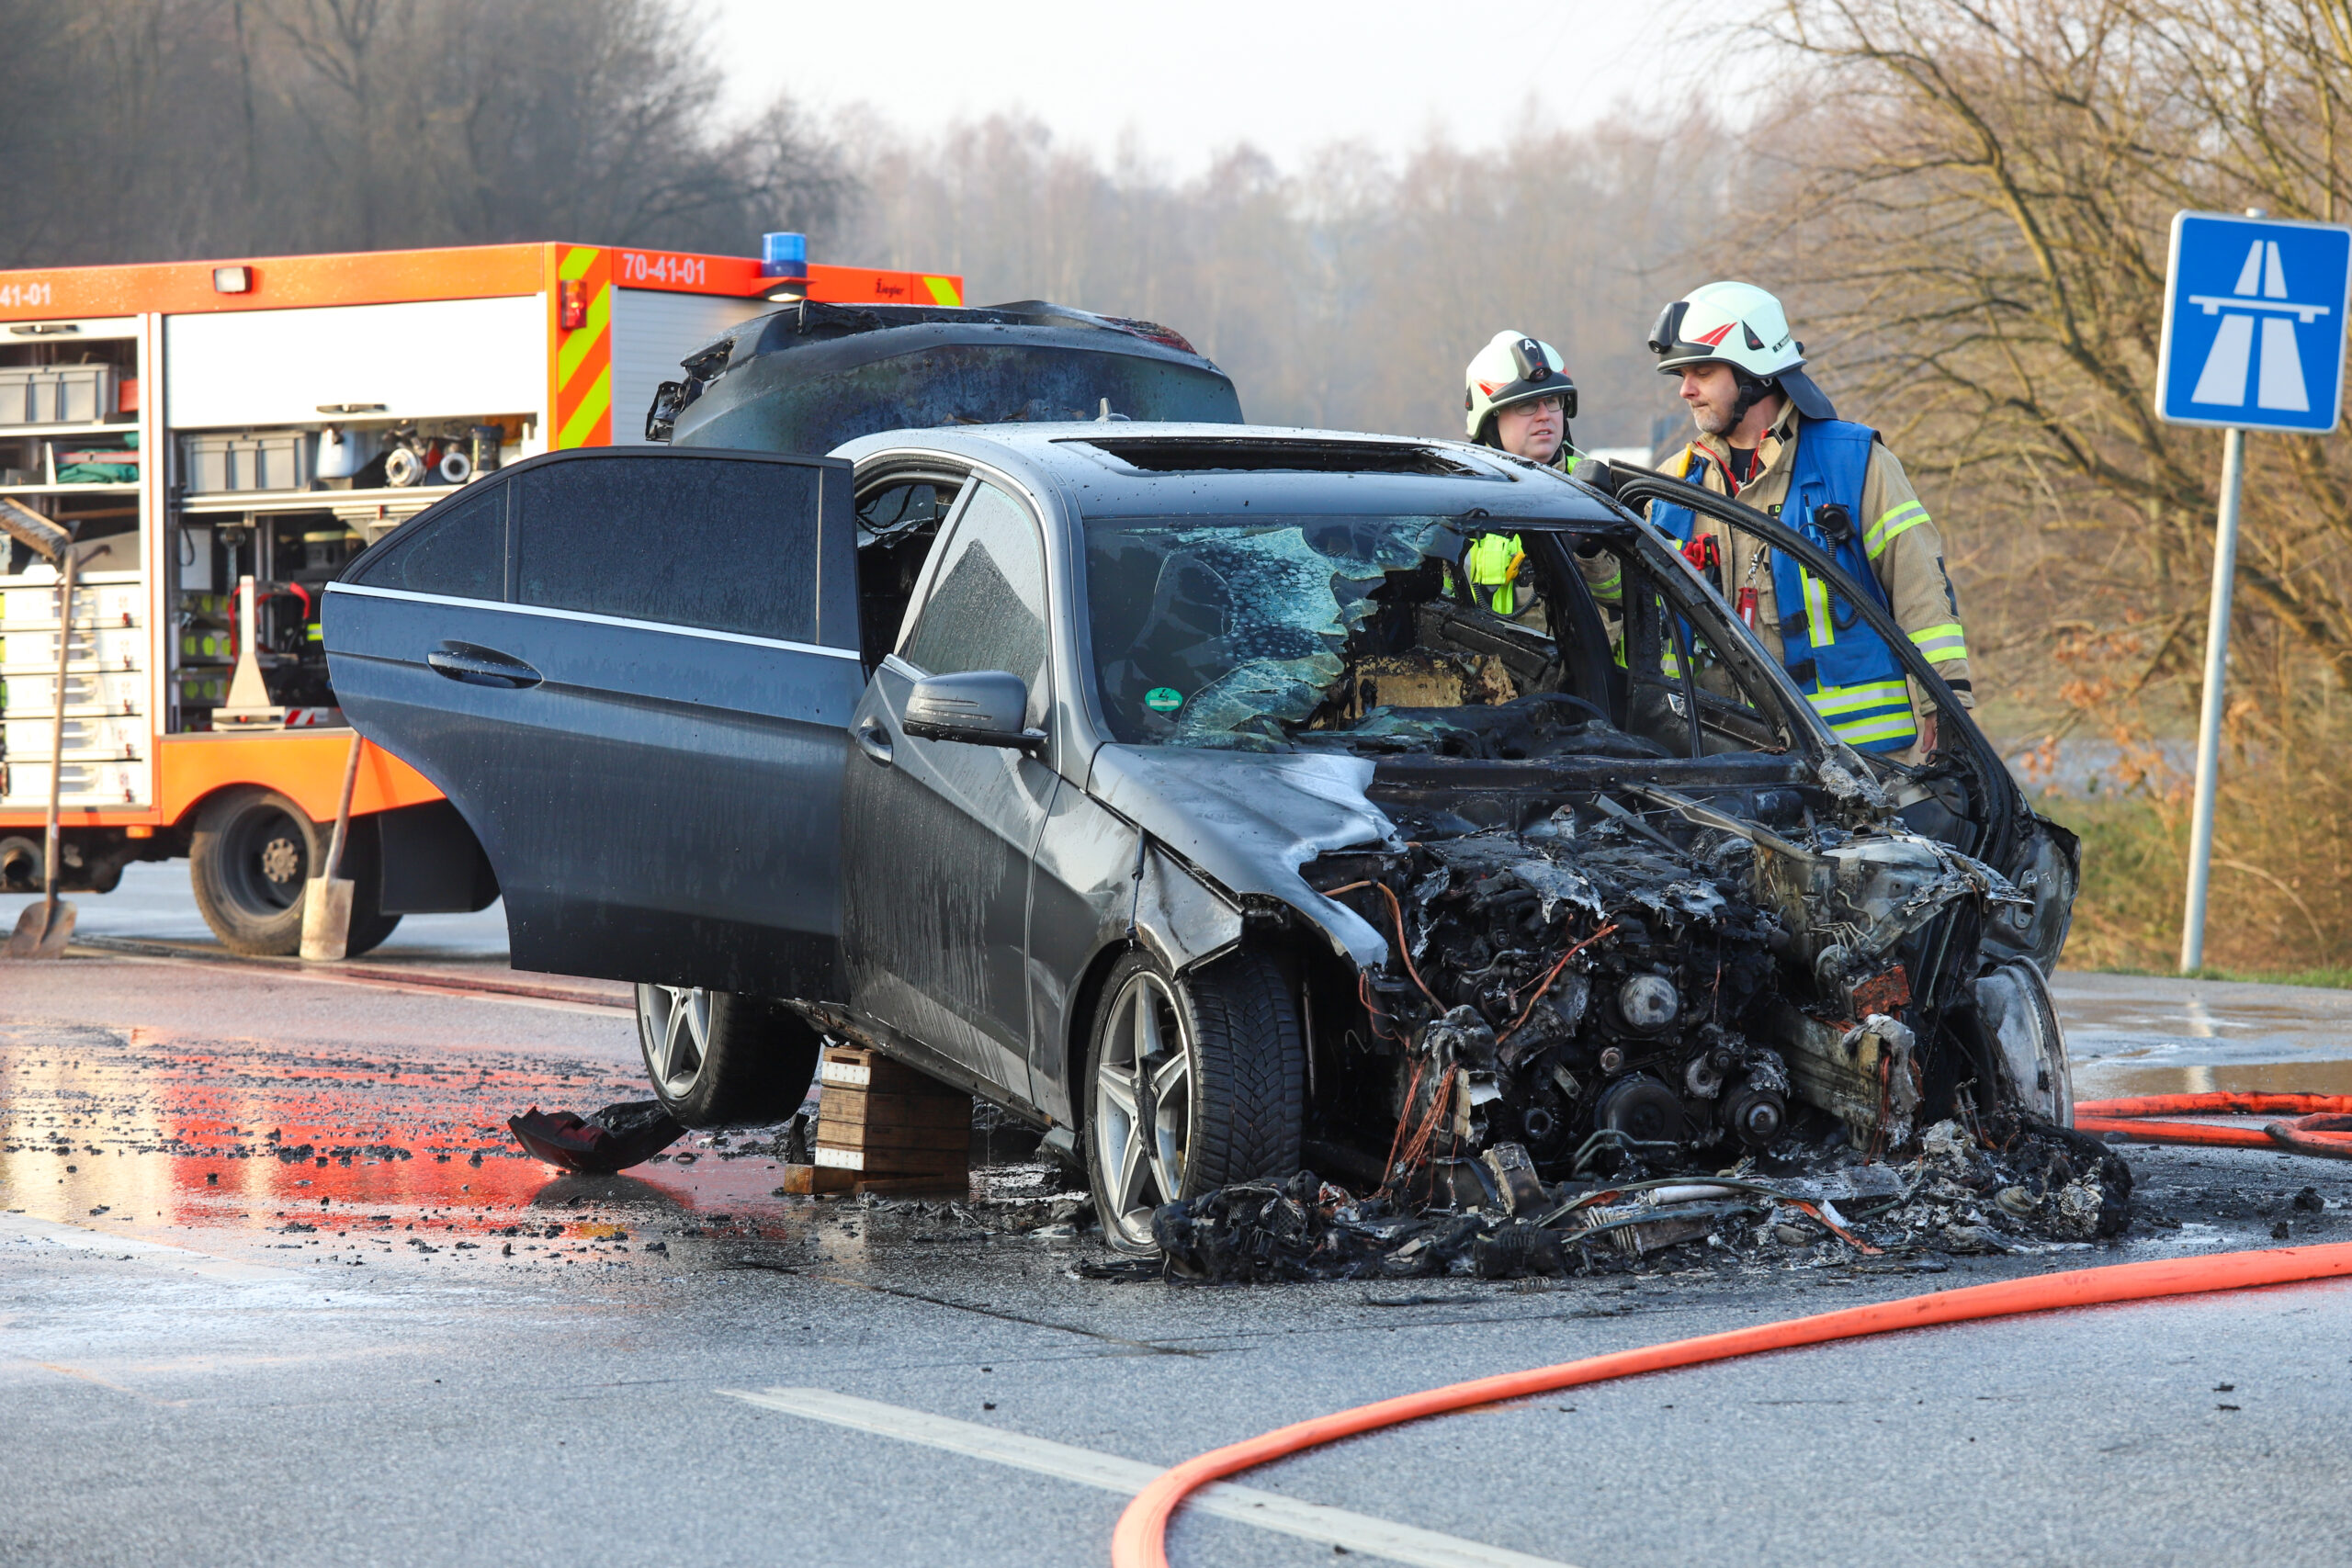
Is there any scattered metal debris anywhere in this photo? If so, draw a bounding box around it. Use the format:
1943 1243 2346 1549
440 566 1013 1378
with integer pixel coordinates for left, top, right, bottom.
1152 1113 2130 1283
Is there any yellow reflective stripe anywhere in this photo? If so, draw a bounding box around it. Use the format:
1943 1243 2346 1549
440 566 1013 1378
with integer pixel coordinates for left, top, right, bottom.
1587 570 1622 601
1803 569 1834 649
1908 621 1968 660
1866 500 1929 559
556 365 611 448
1828 711 1918 744
1806 680 1910 716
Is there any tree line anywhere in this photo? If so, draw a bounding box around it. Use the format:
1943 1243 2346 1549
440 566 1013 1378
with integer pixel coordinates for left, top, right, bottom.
0 0 850 267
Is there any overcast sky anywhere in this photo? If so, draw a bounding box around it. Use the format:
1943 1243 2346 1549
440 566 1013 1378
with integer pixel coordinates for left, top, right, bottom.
707 0 1731 175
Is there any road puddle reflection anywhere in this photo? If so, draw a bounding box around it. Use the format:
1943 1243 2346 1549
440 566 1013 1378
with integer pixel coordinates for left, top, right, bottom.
0 1021 835 1266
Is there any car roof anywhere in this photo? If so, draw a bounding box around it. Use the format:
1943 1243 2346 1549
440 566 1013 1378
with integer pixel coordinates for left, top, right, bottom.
834 423 1629 526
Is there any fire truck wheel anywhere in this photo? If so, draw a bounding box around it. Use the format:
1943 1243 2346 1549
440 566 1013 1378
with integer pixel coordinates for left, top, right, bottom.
188 786 401 957
635 984 821 1128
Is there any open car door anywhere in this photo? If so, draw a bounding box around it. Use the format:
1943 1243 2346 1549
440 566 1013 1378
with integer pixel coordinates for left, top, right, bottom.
323 446 863 998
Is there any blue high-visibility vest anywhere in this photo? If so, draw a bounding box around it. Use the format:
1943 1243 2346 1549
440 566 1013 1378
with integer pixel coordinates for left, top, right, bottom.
1645 421 1917 753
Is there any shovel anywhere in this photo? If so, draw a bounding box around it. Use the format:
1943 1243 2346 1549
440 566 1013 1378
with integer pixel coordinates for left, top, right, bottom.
9 542 79 959
300 732 366 961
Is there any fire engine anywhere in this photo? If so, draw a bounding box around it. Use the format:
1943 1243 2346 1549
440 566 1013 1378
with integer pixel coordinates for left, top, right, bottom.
0 238 961 954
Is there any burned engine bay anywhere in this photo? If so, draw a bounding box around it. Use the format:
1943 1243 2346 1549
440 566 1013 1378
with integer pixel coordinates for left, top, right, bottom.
1298 777 2063 1168
1185 786 2111 1281
1079 510 2097 1270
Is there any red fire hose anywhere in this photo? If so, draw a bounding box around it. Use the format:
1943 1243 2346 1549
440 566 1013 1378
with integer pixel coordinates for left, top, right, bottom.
1111 1238 2352 1568
1116 1091 2352 1566
2075 1092 2352 1159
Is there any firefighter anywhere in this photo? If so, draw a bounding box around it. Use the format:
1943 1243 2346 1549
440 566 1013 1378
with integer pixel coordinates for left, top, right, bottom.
1642 281 1972 760
1463 331 1577 620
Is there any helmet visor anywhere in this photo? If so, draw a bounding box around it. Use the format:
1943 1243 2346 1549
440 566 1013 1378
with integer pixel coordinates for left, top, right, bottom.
1647 300 1689 358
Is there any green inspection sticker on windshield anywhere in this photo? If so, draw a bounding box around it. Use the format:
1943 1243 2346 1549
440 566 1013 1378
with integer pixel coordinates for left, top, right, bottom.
1144 686 1184 714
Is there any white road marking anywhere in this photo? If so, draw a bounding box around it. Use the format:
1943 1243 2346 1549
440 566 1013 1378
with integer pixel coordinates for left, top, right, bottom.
720 1385 1578 1568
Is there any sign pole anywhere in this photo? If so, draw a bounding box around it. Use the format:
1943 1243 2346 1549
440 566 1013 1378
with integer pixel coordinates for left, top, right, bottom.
2179 424 2246 975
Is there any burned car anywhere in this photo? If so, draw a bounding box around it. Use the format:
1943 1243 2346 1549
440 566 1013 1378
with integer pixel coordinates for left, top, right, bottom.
323 310 2080 1258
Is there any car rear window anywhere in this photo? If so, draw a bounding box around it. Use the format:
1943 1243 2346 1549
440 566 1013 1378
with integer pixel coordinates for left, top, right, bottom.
350 479 507 601
512 455 820 642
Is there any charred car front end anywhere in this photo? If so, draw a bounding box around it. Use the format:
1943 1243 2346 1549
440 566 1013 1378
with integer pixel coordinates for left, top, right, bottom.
1044 447 2076 1240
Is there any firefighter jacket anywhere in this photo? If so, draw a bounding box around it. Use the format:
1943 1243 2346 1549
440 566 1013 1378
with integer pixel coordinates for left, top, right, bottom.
1466 532 1526 615
1647 409 1972 751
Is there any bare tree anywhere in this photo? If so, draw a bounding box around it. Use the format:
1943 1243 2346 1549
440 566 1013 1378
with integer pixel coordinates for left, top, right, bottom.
1757 0 2352 681
1749 0 2352 965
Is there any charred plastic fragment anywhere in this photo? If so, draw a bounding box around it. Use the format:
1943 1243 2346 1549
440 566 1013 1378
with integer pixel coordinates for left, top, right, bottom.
507 1100 684 1174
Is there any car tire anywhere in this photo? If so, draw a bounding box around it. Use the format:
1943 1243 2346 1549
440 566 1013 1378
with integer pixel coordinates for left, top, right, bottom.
636 984 822 1129
1082 948 1305 1255
188 786 401 957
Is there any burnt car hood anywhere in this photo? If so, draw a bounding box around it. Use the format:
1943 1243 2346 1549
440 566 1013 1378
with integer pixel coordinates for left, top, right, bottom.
1086 743 1399 966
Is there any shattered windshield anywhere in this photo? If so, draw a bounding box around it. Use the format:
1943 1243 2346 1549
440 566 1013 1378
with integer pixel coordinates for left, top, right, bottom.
1084 513 1787 759
1085 516 1436 749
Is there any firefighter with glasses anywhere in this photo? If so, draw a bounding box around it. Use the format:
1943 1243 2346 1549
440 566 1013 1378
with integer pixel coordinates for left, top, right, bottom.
1462 330 1580 624
1640 281 1973 760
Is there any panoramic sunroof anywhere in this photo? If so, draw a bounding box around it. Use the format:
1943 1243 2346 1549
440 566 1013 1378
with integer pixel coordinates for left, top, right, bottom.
1073 436 1487 478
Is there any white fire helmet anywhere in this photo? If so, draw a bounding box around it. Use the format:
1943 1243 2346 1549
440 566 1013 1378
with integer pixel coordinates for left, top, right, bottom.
1464 330 1577 440
1648 281 1836 419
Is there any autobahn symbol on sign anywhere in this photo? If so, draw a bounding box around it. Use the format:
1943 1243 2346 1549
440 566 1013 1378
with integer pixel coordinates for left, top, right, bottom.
2158 210 2352 434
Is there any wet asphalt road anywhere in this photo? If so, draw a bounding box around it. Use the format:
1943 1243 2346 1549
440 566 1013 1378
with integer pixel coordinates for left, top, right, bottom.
6 867 2352 1567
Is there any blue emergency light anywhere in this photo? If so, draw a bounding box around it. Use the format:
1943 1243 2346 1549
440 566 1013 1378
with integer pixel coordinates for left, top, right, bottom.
761 231 808 281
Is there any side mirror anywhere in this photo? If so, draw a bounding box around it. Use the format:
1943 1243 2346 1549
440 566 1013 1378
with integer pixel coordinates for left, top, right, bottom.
903 670 1046 752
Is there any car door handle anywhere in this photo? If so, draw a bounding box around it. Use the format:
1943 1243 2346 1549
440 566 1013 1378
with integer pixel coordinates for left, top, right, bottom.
425 642 541 690
854 719 894 766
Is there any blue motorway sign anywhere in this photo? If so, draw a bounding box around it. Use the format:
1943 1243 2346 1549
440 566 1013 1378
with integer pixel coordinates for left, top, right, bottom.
2157 210 2352 434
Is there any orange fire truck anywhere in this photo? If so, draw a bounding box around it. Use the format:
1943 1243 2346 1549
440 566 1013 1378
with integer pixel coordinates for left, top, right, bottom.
0 240 961 955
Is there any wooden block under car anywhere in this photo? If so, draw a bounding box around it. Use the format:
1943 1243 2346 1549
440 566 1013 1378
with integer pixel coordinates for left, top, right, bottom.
818 1086 974 1132
774 1164 959 1198
818 1043 963 1099
818 1123 973 1161
775 1163 857 1195
804 1043 973 1195
810 1142 970 1177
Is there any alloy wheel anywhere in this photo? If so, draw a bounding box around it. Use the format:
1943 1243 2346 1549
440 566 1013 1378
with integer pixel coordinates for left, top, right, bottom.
1091 970 1193 1247
642 985 713 1100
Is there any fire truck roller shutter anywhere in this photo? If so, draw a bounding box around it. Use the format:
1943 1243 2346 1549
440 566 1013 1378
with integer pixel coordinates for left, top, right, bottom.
609 289 769 447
